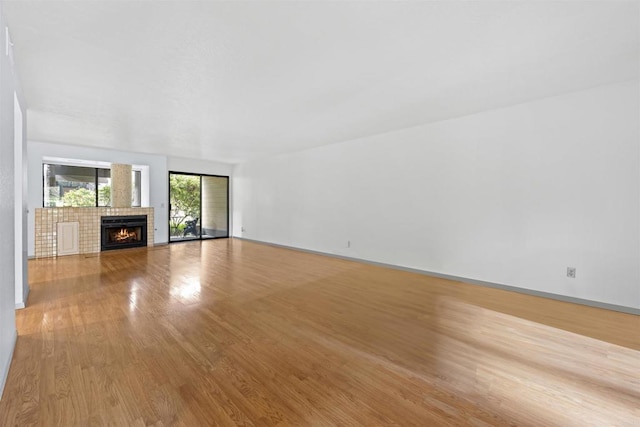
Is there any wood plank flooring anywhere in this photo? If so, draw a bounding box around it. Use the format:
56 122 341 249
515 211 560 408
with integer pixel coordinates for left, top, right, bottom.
1 239 638 426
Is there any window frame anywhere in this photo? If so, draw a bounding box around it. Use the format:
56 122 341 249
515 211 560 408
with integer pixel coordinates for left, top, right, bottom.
42 163 142 208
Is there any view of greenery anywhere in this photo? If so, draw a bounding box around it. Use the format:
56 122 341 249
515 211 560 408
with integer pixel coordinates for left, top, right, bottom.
169 174 201 236
98 185 111 206
58 185 111 207
62 188 96 207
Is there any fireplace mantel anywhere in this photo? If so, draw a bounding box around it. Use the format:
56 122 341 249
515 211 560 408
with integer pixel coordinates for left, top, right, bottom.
34 207 154 258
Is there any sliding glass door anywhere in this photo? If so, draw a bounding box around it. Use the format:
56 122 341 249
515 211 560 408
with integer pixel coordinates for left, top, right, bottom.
169 172 229 242
201 175 229 238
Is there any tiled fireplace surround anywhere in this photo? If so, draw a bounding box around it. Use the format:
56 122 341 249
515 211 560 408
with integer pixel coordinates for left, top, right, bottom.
34 207 155 258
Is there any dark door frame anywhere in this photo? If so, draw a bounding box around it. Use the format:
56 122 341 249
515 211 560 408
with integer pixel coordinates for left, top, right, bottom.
168 171 230 243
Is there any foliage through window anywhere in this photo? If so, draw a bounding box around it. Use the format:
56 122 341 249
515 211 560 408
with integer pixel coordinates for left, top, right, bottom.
43 164 142 208
169 174 201 236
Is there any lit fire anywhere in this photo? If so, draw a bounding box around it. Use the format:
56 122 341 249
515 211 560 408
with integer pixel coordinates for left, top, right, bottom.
112 228 138 243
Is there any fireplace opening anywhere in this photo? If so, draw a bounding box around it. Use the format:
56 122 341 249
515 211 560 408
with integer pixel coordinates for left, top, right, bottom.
101 215 147 251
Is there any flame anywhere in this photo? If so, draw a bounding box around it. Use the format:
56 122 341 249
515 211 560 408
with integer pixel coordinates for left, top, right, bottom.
113 228 138 242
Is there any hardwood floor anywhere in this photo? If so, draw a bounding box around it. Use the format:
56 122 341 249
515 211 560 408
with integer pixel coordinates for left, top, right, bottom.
1 239 638 426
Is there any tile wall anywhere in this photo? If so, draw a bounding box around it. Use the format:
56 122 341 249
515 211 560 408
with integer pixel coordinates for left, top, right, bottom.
34 207 155 258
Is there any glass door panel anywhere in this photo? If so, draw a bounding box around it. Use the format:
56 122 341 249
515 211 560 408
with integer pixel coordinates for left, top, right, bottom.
169 173 201 242
201 176 229 239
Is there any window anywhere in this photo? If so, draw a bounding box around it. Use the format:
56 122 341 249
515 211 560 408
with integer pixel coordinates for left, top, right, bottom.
132 169 142 207
97 168 111 206
43 164 142 208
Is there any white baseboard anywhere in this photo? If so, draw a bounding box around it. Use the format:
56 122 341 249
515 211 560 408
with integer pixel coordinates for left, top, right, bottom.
15 284 29 310
235 237 640 315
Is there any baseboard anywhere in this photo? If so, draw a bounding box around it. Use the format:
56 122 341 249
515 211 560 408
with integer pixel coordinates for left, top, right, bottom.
15 284 29 310
23 284 29 306
0 329 17 400
234 237 640 316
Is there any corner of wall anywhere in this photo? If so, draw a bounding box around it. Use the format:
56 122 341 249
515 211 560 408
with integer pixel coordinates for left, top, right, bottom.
0 329 16 399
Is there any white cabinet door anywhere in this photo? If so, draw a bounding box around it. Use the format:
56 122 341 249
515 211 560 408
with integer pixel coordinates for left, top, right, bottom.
57 222 79 256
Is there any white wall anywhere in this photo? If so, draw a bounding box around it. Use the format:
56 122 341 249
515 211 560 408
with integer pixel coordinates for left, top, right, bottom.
14 92 27 308
233 80 640 310
0 6 18 398
27 141 169 255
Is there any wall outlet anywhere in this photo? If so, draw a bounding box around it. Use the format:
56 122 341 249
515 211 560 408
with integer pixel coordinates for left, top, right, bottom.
241 227 245 232
567 267 576 278
347 240 351 248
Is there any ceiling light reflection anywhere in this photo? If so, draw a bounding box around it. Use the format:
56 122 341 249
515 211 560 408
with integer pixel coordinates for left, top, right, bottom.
170 278 202 301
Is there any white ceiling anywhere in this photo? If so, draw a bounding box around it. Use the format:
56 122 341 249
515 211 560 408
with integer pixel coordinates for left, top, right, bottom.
3 1 638 164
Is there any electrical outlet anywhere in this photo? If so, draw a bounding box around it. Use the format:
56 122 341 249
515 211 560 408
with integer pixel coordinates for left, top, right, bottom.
567 267 576 278
347 240 351 248
241 227 245 232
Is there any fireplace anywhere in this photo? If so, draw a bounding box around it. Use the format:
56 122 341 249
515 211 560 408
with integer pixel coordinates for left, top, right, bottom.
101 215 147 251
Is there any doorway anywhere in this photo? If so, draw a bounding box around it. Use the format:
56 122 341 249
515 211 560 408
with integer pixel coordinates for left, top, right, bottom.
169 172 229 242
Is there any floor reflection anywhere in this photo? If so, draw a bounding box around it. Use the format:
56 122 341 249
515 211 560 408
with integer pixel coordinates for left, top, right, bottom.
434 297 639 426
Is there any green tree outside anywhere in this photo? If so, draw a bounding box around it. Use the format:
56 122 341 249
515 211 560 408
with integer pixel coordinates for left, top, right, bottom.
62 188 95 207
98 185 111 206
170 174 201 236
